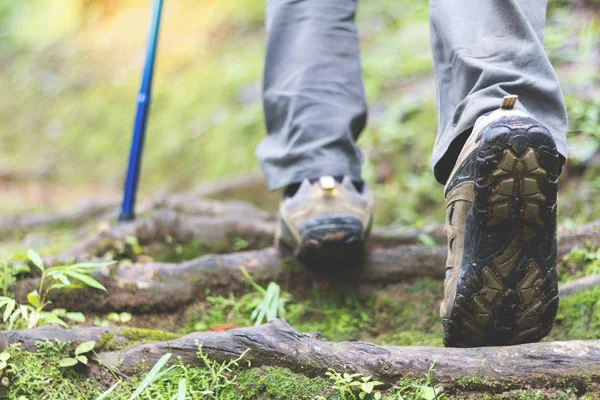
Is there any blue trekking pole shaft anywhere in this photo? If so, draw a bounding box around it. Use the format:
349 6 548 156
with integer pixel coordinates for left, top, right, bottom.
119 0 164 222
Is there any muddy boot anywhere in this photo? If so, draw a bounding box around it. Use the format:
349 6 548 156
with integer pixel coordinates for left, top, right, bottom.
276 176 373 270
440 95 561 347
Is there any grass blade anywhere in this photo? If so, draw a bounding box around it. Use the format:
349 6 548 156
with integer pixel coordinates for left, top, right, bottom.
64 271 107 291
27 249 44 272
3 299 15 322
240 267 266 294
127 353 172 400
95 381 120 400
171 378 186 400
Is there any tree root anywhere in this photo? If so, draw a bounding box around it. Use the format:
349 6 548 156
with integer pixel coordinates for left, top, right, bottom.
14 246 448 313
9 213 600 313
2 319 600 393
50 207 447 264
6 176 600 315
0 325 123 352
54 208 276 263
2 172 268 239
48 203 600 267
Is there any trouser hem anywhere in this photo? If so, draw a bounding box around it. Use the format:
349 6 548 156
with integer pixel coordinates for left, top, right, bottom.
261 160 362 191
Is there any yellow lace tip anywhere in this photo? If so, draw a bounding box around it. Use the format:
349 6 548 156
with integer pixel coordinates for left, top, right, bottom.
319 176 337 196
322 188 337 197
501 95 518 110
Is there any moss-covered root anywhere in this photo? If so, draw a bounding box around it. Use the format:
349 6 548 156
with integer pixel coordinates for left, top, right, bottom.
0 325 180 353
2 323 600 399
94 319 600 393
12 245 448 313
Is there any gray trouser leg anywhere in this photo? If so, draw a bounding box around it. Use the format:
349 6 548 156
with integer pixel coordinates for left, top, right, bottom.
430 0 568 184
256 0 367 190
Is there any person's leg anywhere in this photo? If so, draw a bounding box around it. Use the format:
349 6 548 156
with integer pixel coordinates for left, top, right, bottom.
256 0 367 191
429 0 568 184
431 0 567 347
258 0 372 269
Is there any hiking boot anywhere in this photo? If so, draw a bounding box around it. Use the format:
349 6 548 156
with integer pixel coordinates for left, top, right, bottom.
441 95 561 347
276 176 373 269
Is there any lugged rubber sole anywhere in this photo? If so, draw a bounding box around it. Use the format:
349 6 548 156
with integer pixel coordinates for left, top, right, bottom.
277 214 365 271
443 117 560 347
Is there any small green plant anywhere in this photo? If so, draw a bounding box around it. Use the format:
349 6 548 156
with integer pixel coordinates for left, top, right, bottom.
417 233 437 248
95 381 119 400
107 311 133 324
0 255 31 298
59 340 96 367
241 267 290 325
94 344 249 399
0 258 12 297
0 249 112 329
195 343 250 395
234 237 250 251
126 353 174 399
561 244 600 283
421 361 445 400
175 378 186 400
0 351 10 373
394 362 445 400
124 235 143 256
93 312 133 327
324 369 384 400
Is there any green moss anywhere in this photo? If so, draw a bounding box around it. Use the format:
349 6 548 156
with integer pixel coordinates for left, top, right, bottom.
286 290 374 341
145 240 214 263
559 244 600 284
453 374 598 398
2 341 103 399
367 280 443 346
474 389 585 400
182 279 444 346
549 287 600 340
121 327 180 342
141 234 273 264
183 288 373 341
484 392 544 400
96 328 180 352
238 367 336 399
453 376 517 393
238 366 442 400
375 331 442 347
96 332 117 351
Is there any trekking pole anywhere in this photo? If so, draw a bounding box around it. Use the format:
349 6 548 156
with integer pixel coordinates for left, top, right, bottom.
119 0 164 222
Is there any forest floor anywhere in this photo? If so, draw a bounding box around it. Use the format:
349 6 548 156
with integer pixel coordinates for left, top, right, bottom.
2 0 600 399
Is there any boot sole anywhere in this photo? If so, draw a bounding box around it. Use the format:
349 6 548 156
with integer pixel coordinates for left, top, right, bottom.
277 214 365 271
443 117 560 347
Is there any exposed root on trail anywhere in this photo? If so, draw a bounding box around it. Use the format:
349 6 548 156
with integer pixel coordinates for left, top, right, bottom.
2 172 268 240
3 319 600 394
40 196 599 268
13 225 600 314
54 208 276 263
51 209 447 264
7 200 600 314
0 325 124 351
14 246 447 313
6 173 600 316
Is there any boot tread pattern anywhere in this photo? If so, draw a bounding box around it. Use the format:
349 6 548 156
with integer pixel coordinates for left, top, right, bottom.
443 119 560 347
